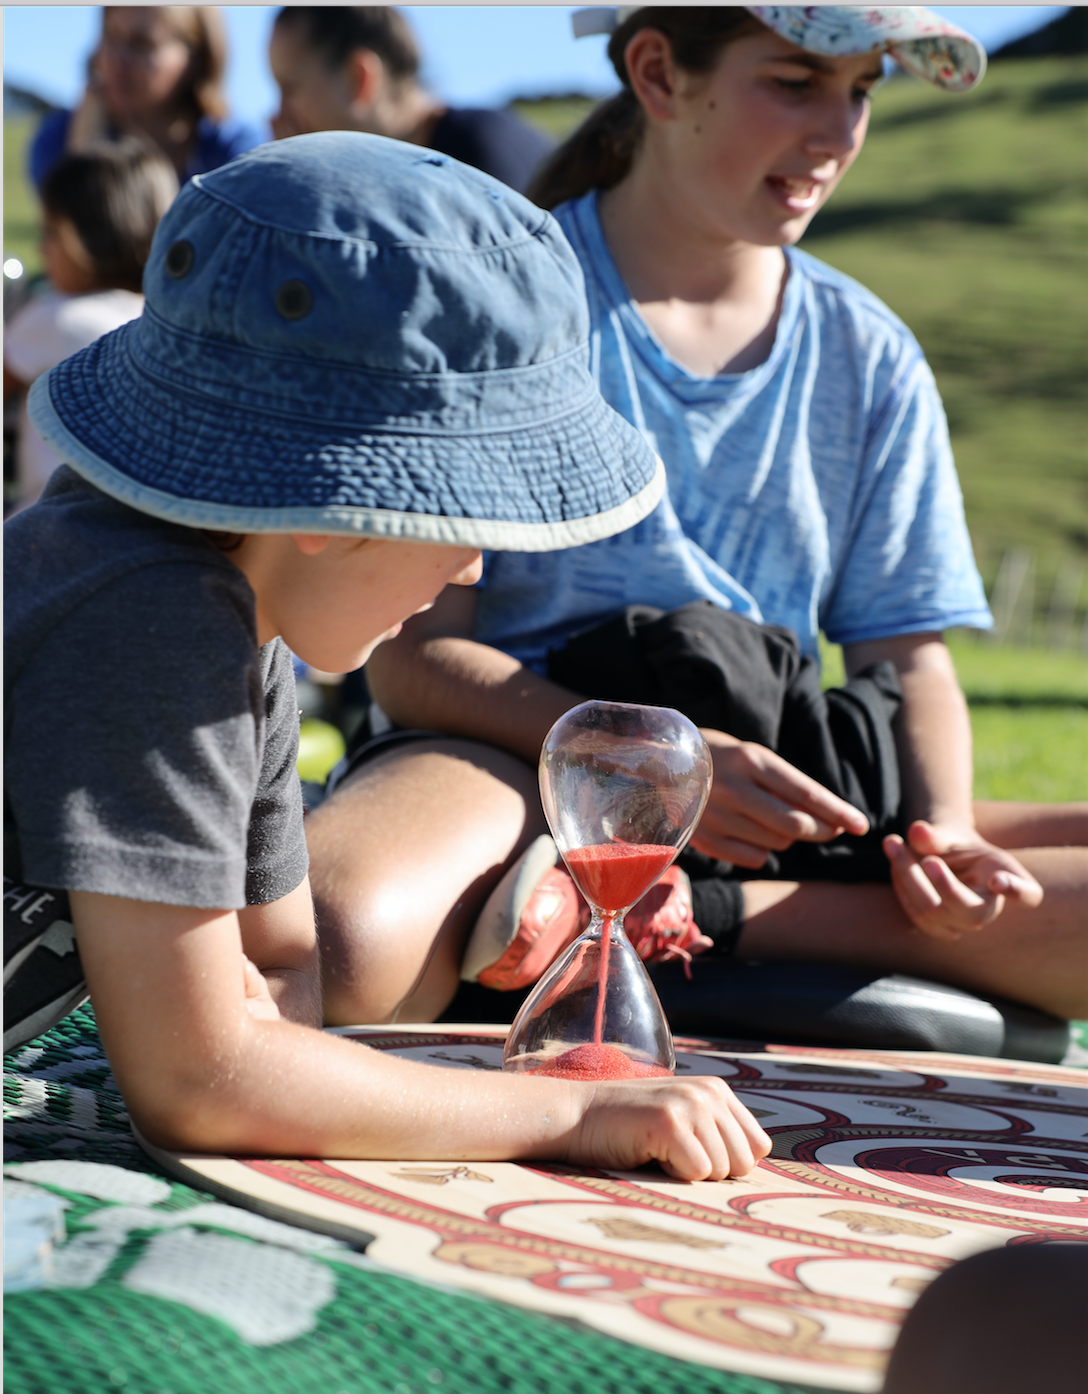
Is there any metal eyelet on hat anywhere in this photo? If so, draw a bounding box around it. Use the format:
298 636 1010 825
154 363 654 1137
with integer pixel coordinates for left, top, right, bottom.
276 280 312 321
164 240 194 279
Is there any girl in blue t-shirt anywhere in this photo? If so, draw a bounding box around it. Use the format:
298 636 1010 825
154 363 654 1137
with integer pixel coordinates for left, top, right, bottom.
307 7 1086 1028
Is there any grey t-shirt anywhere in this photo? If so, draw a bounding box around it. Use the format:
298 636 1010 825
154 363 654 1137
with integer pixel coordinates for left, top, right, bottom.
4 467 308 909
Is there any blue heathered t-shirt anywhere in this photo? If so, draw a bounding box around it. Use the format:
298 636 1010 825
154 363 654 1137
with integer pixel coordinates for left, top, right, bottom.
475 191 992 672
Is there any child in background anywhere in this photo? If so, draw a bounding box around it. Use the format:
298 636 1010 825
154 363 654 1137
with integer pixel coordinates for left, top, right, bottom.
30 6 263 188
4 141 177 510
5 133 769 1182
268 6 553 194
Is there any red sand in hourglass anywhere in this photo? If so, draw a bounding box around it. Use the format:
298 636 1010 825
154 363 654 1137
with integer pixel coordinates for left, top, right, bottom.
564 843 675 911
531 1042 672 1079
555 842 677 1060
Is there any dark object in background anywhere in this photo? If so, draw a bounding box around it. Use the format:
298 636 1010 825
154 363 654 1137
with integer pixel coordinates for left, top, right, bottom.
992 6 1087 58
440 962 1071 1063
428 106 554 197
649 960 1071 1063
882 1244 1088 1394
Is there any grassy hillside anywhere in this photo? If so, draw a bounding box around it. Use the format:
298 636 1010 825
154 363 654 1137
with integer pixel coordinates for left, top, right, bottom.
802 57 1088 617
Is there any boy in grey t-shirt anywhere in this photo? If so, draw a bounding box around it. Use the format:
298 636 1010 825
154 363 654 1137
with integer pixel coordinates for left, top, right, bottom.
4 133 769 1180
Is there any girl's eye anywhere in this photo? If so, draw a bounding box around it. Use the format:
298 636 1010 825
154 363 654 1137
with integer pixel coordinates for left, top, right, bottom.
774 78 812 94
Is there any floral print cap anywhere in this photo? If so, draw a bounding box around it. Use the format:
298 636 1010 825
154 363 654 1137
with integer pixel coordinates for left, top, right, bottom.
573 6 986 93
747 6 985 92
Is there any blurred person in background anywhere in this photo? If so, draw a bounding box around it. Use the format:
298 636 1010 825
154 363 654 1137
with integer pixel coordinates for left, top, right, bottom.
4 142 177 510
30 7 264 189
269 6 553 194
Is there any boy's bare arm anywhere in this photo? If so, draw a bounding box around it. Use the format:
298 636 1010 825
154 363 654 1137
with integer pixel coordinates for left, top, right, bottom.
70 889 769 1178
237 878 322 1026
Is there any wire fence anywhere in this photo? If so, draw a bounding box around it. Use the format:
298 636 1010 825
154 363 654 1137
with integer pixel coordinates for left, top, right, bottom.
985 550 1088 651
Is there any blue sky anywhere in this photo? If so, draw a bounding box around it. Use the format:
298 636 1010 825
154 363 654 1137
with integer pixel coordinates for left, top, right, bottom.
3 5 1069 124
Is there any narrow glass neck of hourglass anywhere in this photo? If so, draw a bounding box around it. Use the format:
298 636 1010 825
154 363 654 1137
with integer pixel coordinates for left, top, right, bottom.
586 907 627 941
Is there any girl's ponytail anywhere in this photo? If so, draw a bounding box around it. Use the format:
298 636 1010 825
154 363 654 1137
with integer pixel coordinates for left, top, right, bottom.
529 7 761 210
527 89 642 210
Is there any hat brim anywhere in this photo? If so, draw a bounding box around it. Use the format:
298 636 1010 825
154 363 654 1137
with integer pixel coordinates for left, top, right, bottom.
746 7 986 92
29 322 665 552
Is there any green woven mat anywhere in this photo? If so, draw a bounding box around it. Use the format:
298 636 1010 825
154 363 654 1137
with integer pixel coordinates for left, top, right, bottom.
4 1006 827 1394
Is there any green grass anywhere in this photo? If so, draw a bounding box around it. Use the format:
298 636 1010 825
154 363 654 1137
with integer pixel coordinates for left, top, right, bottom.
4 116 41 276
819 635 1088 802
799 57 1088 616
820 632 1088 704
971 706 1087 802
943 631 1088 704
511 95 598 142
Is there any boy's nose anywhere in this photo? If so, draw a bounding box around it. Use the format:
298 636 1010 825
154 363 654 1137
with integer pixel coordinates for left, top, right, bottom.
451 551 484 586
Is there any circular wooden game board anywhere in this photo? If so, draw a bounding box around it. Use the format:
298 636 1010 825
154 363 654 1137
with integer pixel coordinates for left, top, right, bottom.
144 1028 1088 1393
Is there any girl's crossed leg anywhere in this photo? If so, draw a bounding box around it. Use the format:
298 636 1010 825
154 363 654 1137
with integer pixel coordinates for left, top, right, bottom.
306 741 1088 1025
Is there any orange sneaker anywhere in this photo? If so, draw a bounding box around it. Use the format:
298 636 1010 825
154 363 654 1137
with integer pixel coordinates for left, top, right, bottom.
462 840 712 990
624 866 712 979
461 836 590 991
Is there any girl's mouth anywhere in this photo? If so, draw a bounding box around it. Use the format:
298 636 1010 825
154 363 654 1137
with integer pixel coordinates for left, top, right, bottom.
766 175 825 212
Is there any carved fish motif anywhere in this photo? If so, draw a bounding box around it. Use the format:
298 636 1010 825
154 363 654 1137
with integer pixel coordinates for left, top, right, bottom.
585 1216 726 1249
391 1166 493 1186
822 1209 949 1238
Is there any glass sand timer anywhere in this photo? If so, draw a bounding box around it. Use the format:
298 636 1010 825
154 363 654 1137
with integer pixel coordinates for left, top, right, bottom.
503 701 712 1079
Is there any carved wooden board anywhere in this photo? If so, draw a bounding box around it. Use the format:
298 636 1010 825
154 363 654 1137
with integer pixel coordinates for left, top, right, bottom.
148 1028 1088 1392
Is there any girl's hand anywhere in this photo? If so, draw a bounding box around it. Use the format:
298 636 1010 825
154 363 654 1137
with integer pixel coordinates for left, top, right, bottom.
66 85 110 152
242 954 281 1021
566 1075 771 1182
691 728 869 867
884 820 1044 942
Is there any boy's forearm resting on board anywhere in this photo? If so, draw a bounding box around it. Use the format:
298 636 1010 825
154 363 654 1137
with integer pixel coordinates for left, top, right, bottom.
70 889 769 1178
844 633 1042 938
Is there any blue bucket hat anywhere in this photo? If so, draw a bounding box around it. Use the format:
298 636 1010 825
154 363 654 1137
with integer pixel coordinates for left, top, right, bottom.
28 132 664 549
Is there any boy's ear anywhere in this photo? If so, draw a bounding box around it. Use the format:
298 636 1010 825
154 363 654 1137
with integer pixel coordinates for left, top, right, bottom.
290 533 332 556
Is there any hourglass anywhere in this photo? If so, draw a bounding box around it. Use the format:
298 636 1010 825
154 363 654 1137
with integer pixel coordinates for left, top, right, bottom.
503 701 712 1079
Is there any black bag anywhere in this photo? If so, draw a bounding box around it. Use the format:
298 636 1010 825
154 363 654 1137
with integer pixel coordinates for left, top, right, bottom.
548 601 903 882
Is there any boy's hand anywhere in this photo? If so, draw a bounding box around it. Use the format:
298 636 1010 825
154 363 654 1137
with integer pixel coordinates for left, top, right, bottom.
567 1075 771 1182
691 729 869 868
242 955 281 1021
884 820 1044 942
